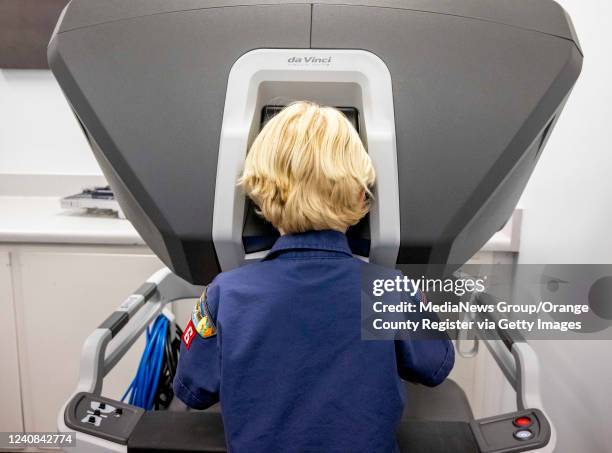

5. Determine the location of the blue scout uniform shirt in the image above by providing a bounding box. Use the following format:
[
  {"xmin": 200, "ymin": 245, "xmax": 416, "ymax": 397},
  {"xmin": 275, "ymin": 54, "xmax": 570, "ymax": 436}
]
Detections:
[{"xmin": 173, "ymin": 230, "xmax": 454, "ymax": 453}]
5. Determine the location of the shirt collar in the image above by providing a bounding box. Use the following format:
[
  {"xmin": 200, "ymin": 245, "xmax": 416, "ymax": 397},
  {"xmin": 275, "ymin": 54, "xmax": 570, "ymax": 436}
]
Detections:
[{"xmin": 264, "ymin": 230, "xmax": 352, "ymax": 259}]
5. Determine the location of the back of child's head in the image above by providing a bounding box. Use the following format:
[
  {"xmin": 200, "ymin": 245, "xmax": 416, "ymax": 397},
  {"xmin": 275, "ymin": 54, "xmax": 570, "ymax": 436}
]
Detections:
[{"xmin": 239, "ymin": 101, "xmax": 375, "ymax": 234}]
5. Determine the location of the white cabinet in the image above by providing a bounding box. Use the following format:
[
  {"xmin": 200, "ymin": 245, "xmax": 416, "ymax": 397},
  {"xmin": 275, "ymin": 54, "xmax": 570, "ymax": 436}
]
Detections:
[
  {"xmin": 9, "ymin": 245, "xmax": 162, "ymax": 433},
  {"xmin": 0, "ymin": 251, "xmax": 23, "ymax": 433}
]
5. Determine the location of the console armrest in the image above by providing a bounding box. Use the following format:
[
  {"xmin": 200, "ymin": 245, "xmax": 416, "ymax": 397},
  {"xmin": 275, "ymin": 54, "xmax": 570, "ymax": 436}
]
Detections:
[{"xmin": 470, "ymin": 409, "xmax": 551, "ymax": 453}]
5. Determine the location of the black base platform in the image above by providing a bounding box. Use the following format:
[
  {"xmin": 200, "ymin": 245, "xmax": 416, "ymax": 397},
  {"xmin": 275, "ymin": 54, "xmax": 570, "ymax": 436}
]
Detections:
[
  {"xmin": 127, "ymin": 411, "xmax": 479, "ymax": 453},
  {"xmin": 128, "ymin": 380, "xmax": 477, "ymax": 453}
]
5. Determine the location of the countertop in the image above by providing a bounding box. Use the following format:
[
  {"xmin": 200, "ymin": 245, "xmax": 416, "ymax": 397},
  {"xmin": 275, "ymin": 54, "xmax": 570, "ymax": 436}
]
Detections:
[{"xmin": 0, "ymin": 196, "xmax": 144, "ymax": 245}]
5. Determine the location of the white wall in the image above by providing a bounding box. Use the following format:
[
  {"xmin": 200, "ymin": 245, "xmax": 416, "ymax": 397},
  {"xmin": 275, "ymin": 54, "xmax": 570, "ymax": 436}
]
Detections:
[
  {"xmin": 0, "ymin": 69, "xmax": 102, "ymax": 176},
  {"xmin": 518, "ymin": 1, "xmax": 612, "ymax": 452}
]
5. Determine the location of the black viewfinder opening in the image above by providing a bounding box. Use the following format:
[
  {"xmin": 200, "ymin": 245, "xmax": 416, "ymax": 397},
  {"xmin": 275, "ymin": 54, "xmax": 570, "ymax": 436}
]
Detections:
[{"xmin": 261, "ymin": 105, "xmax": 360, "ymax": 133}]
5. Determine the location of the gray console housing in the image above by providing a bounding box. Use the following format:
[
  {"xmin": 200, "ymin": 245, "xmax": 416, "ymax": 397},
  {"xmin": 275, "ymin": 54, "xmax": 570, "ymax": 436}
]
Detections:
[{"xmin": 49, "ymin": 0, "xmax": 582, "ymax": 283}]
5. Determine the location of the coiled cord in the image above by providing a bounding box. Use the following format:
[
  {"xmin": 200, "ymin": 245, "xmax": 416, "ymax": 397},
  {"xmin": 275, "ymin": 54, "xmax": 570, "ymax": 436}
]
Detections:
[{"xmin": 122, "ymin": 314, "xmax": 182, "ymax": 410}]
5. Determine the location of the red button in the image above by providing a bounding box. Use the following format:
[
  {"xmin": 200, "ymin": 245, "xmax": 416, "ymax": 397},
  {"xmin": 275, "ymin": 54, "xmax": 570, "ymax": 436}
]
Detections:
[{"xmin": 514, "ymin": 416, "xmax": 532, "ymax": 428}]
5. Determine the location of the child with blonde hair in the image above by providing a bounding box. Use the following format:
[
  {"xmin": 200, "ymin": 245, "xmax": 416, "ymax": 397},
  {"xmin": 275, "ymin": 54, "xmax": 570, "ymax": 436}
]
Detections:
[
  {"xmin": 174, "ymin": 101, "xmax": 454, "ymax": 453},
  {"xmin": 239, "ymin": 101, "xmax": 374, "ymax": 234}
]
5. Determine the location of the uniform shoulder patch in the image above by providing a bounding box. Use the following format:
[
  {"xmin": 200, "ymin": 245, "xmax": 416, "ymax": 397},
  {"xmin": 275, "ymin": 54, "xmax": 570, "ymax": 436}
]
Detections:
[{"xmin": 191, "ymin": 287, "xmax": 217, "ymax": 339}]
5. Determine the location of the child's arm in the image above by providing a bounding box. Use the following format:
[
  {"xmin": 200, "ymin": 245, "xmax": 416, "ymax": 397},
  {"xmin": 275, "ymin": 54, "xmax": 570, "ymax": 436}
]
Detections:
[
  {"xmin": 172, "ymin": 283, "xmax": 221, "ymax": 409},
  {"xmin": 395, "ymin": 286, "xmax": 455, "ymax": 386},
  {"xmin": 395, "ymin": 336, "xmax": 454, "ymax": 387}
]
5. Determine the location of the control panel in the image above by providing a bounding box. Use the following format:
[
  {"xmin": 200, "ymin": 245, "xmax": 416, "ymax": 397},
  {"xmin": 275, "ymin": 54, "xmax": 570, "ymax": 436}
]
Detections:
[
  {"xmin": 64, "ymin": 393, "xmax": 144, "ymax": 444},
  {"xmin": 470, "ymin": 409, "xmax": 550, "ymax": 453}
]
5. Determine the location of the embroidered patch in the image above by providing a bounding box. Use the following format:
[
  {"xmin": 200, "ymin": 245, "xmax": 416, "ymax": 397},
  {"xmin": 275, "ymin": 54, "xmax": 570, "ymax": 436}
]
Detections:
[
  {"xmin": 191, "ymin": 288, "xmax": 217, "ymax": 339},
  {"xmin": 182, "ymin": 319, "xmax": 196, "ymax": 349}
]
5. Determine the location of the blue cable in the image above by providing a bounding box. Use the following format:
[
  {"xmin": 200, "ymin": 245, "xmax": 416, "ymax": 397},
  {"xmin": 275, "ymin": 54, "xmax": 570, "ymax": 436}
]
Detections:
[{"xmin": 122, "ymin": 314, "xmax": 169, "ymax": 410}]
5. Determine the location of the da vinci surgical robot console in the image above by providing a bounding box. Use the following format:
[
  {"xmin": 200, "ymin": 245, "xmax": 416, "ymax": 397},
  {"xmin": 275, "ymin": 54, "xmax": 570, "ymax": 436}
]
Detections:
[{"xmin": 48, "ymin": 1, "xmax": 582, "ymax": 451}]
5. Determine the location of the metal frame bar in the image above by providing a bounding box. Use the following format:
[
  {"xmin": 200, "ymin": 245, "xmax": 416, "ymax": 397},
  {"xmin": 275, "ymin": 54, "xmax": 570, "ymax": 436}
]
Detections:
[
  {"xmin": 58, "ymin": 268, "xmax": 203, "ymax": 452},
  {"xmin": 75, "ymin": 268, "xmax": 202, "ymax": 395},
  {"xmin": 455, "ymin": 266, "xmax": 555, "ymax": 451},
  {"xmin": 473, "ymin": 329, "xmax": 556, "ymax": 452}
]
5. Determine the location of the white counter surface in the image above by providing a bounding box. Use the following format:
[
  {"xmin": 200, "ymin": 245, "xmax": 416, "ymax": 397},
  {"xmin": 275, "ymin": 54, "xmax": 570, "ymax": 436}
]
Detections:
[
  {"xmin": 0, "ymin": 196, "xmax": 145, "ymax": 245},
  {"xmin": 0, "ymin": 195, "xmax": 521, "ymax": 252}
]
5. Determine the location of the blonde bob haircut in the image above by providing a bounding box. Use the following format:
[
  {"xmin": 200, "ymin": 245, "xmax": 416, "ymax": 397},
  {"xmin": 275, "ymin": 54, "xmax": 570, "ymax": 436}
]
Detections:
[{"xmin": 238, "ymin": 101, "xmax": 375, "ymax": 234}]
